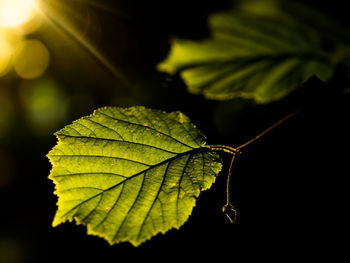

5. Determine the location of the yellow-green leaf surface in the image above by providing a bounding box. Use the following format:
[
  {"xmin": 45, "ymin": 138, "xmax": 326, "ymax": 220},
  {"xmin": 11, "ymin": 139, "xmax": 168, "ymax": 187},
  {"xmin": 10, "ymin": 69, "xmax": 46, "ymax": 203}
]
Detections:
[
  {"xmin": 158, "ymin": 4, "xmax": 335, "ymax": 103},
  {"xmin": 48, "ymin": 106, "xmax": 222, "ymax": 246}
]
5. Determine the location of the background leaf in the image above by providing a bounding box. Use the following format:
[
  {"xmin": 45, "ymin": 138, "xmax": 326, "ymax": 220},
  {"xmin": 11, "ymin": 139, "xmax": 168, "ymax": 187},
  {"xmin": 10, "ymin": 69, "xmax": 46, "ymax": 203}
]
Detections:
[
  {"xmin": 158, "ymin": 3, "xmax": 337, "ymax": 103},
  {"xmin": 48, "ymin": 106, "xmax": 222, "ymax": 246}
]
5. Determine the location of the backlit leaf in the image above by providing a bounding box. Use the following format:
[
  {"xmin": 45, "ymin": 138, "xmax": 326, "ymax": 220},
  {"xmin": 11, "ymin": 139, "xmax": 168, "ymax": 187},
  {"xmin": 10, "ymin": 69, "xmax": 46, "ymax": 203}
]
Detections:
[{"xmin": 48, "ymin": 106, "xmax": 222, "ymax": 246}]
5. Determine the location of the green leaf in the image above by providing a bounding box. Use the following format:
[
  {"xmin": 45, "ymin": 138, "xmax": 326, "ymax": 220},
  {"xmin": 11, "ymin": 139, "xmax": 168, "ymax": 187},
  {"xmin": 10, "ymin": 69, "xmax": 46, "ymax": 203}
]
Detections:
[
  {"xmin": 279, "ymin": 1, "xmax": 350, "ymax": 46},
  {"xmin": 158, "ymin": 5, "xmax": 336, "ymax": 103},
  {"xmin": 48, "ymin": 106, "xmax": 222, "ymax": 246}
]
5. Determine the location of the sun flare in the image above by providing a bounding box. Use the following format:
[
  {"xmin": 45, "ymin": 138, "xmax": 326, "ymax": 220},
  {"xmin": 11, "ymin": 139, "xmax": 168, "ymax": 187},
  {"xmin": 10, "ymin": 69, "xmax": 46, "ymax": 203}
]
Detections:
[{"xmin": 0, "ymin": 0, "xmax": 38, "ymax": 28}]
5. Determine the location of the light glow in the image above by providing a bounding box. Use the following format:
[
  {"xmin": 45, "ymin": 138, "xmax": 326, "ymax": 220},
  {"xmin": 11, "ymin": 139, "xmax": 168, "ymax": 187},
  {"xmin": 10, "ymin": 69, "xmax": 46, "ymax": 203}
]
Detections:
[
  {"xmin": 0, "ymin": 0, "xmax": 38, "ymax": 28},
  {"xmin": 0, "ymin": 35, "xmax": 13, "ymax": 76}
]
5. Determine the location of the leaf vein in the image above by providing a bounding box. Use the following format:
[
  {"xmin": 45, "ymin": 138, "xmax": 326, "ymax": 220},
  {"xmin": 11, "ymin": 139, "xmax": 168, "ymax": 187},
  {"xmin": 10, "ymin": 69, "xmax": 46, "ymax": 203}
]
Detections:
[
  {"xmin": 50, "ymin": 154, "xmax": 152, "ymax": 167},
  {"xmin": 94, "ymin": 184, "xmax": 125, "ymax": 230},
  {"xmin": 80, "ymin": 194, "xmax": 103, "ymax": 222},
  {"xmin": 58, "ymin": 134, "xmax": 179, "ymax": 155},
  {"xmin": 75, "ymin": 122, "xmax": 97, "ymax": 137},
  {"xmin": 157, "ymin": 112, "xmax": 173, "ymax": 137},
  {"xmin": 136, "ymin": 161, "xmax": 171, "ymax": 241},
  {"xmin": 113, "ymin": 172, "xmax": 147, "ymax": 241},
  {"xmin": 53, "ymin": 172, "xmax": 128, "ymax": 179},
  {"xmin": 176, "ymin": 154, "xmax": 192, "ymax": 225},
  {"xmin": 60, "ymin": 186, "xmax": 104, "ymax": 194},
  {"xmin": 86, "ymin": 118, "xmax": 125, "ymax": 141},
  {"xmin": 98, "ymin": 111, "xmax": 192, "ymax": 149}
]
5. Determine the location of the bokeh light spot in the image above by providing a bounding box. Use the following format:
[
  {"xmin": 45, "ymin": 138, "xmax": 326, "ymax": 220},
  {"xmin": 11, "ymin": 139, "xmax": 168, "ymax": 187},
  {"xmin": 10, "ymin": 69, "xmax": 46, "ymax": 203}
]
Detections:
[
  {"xmin": 0, "ymin": 35, "xmax": 13, "ymax": 76},
  {"xmin": 19, "ymin": 77, "xmax": 69, "ymax": 135},
  {"xmin": 13, "ymin": 39, "xmax": 50, "ymax": 79}
]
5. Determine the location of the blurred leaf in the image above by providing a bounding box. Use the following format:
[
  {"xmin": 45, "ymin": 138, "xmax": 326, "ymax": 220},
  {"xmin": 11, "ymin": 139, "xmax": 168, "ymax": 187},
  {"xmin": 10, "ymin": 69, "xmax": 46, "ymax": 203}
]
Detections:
[
  {"xmin": 48, "ymin": 106, "xmax": 222, "ymax": 246},
  {"xmin": 279, "ymin": 0, "xmax": 350, "ymax": 46},
  {"xmin": 158, "ymin": 5, "xmax": 337, "ymax": 103}
]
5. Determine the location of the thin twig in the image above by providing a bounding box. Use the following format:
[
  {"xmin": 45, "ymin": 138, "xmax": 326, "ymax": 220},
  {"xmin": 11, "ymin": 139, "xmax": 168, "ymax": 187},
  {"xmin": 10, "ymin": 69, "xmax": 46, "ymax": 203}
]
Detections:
[
  {"xmin": 236, "ymin": 108, "xmax": 301, "ymax": 151},
  {"xmin": 207, "ymin": 108, "xmax": 301, "ymax": 223},
  {"xmin": 222, "ymin": 152, "xmax": 239, "ymax": 223}
]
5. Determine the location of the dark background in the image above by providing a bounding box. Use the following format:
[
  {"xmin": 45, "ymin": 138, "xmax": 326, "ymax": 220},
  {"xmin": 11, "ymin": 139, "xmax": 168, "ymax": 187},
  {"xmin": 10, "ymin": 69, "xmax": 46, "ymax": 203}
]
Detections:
[{"xmin": 0, "ymin": 0, "xmax": 349, "ymax": 262}]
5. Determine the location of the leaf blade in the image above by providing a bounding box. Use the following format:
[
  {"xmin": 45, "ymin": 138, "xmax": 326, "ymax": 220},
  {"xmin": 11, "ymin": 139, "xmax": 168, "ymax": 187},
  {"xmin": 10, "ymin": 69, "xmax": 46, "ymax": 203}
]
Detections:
[{"xmin": 48, "ymin": 106, "xmax": 222, "ymax": 246}]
